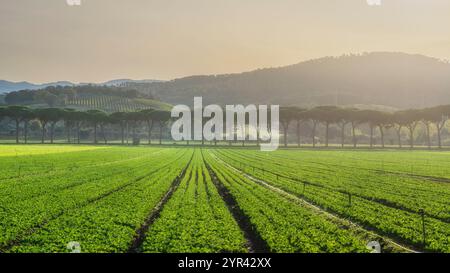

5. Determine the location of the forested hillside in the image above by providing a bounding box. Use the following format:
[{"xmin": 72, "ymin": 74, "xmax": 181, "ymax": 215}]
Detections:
[{"xmin": 127, "ymin": 52, "xmax": 450, "ymax": 109}]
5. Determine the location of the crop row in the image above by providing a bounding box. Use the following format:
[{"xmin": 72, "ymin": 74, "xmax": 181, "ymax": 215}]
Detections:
[
  {"xmin": 0, "ymin": 148, "xmax": 190, "ymax": 251},
  {"xmin": 0, "ymin": 146, "xmax": 162, "ymax": 181},
  {"xmin": 214, "ymin": 149, "xmax": 450, "ymax": 221},
  {"xmin": 203, "ymin": 150, "xmax": 370, "ymax": 253},
  {"xmin": 141, "ymin": 150, "xmax": 247, "ymax": 253},
  {"xmin": 212, "ymin": 149, "xmax": 450, "ymax": 252}
]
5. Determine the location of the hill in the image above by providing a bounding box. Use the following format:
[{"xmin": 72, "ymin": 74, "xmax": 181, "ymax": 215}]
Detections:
[
  {"xmin": 0, "ymin": 79, "xmax": 162, "ymax": 94},
  {"xmin": 0, "ymin": 80, "xmax": 75, "ymax": 93},
  {"xmin": 128, "ymin": 52, "xmax": 450, "ymax": 109},
  {"xmin": 91, "ymin": 79, "xmax": 163, "ymax": 86}
]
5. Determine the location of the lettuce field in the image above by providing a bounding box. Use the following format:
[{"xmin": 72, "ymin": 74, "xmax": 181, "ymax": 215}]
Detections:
[{"xmin": 0, "ymin": 145, "xmax": 448, "ymax": 253}]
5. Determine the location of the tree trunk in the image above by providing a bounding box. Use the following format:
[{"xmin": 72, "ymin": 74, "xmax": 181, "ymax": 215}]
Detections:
[
  {"xmin": 93, "ymin": 123, "xmax": 97, "ymax": 144},
  {"xmin": 425, "ymin": 123, "xmax": 431, "ymax": 149},
  {"xmin": 50, "ymin": 123, "xmax": 55, "ymax": 144},
  {"xmin": 325, "ymin": 122, "xmax": 329, "ymax": 147},
  {"xmin": 147, "ymin": 120, "xmax": 153, "ymax": 145},
  {"xmin": 312, "ymin": 121, "xmax": 317, "ymax": 148},
  {"xmin": 397, "ymin": 127, "xmax": 402, "ymax": 148},
  {"xmin": 340, "ymin": 124, "xmax": 345, "ymax": 148},
  {"xmin": 352, "ymin": 123, "xmax": 357, "ymax": 148},
  {"xmin": 126, "ymin": 122, "xmax": 129, "ymax": 145},
  {"xmin": 370, "ymin": 125, "xmax": 374, "ymax": 148},
  {"xmin": 15, "ymin": 119, "xmax": 20, "ymax": 144},
  {"xmin": 67, "ymin": 123, "xmax": 71, "ymax": 143},
  {"xmin": 409, "ymin": 127, "xmax": 414, "ymax": 148},
  {"xmin": 297, "ymin": 120, "xmax": 301, "ymax": 147},
  {"xmin": 159, "ymin": 123, "xmax": 163, "ymax": 145},
  {"xmin": 121, "ymin": 124, "xmax": 124, "ymax": 144},
  {"xmin": 256, "ymin": 124, "xmax": 260, "ymax": 147},
  {"xmin": 437, "ymin": 123, "xmax": 442, "ymax": 149},
  {"xmin": 24, "ymin": 121, "xmax": 28, "ymax": 144},
  {"xmin": 41, "ymin": 123, "xmax": 46, "ymax": 144},
  {"xmin": 101, "ymin": 125, "xmax": 107, "ymax": 144},
  {"xmin": 243, "ymin": 125, "xmax": 246, "ymax": 147},
  {"xmin": 77, "ymin": 123, "xmax": 80, "ymax": 144},
  {"xmin": 283, "ymin": 123, "xmax": 288, "ymax": 147},
  {"xmin": 379, "ymin": 126, "xmax": 385, "ymax": 148}
]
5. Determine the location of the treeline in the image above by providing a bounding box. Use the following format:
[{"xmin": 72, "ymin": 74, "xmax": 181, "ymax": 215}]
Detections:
[
  {"xmin": 0, "ymin": 104, "xmax": 449, "ymax": 148},
  {"xmin": 0, "ymin": 106, "xmax": 170, "ymax": 144},
  {"xmin": 3, "ymin": 85, "xmax": 150, "ymax": 107},
  {"xmin": 280, "ymin": 105, "xmax": 450, "ymax": 148}
]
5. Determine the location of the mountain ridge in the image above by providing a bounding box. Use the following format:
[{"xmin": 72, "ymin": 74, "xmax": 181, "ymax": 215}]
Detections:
[
  {"xmin": 0, "ymin": 79, "xmax": 162, "ymax": 94},
  {"xmin": 126, "ymin": 52, "xmax": 450, "ymax": 109}
]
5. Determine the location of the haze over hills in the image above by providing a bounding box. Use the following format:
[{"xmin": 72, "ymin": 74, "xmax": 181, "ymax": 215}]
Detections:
[
  {"xmin": 3, "ymin": 52, "xmax": 450, "ymax": 109},
  {"xmin": 0, "ymin": 80, "xmax": 75, "ymax": 93},
  {"xmin": 127, "ymin": 52, "xmax": 450, "ymax": 109},
  {"xmin": 0, "ymin": 79, "xmax": 162, "ymax": 94},
  {"xmin": 81, "ymin": 79, "xmax": 163, "ymax": 87}
]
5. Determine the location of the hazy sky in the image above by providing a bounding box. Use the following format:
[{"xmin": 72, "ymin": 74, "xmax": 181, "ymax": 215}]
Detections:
[{"xmin": 1, "ymin": 0, "xmax": 450, "ymax": 83}]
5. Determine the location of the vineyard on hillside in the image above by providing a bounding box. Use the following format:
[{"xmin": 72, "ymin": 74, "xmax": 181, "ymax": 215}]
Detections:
[
  {"xmin": 0, "ymin": 145, "xmax": 448, "ymax": 253},
  {"xmin": 66, "ymin": 96, "xmax": 172, "ymax": 112}
]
